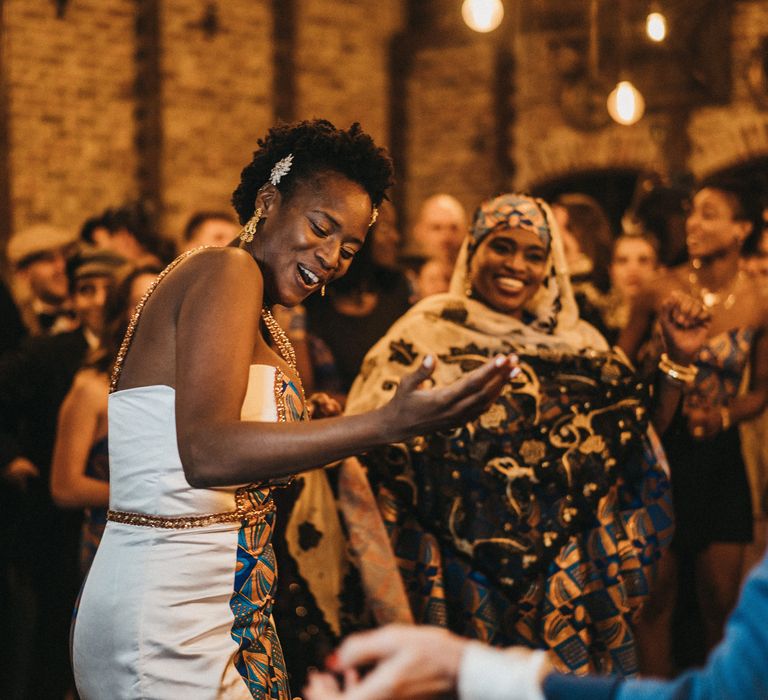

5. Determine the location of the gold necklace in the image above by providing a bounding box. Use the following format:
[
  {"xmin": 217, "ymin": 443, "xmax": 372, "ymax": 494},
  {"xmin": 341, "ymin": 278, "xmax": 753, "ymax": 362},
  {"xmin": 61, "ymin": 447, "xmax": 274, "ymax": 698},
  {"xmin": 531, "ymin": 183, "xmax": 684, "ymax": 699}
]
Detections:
[
  {"xmin": 688, "ymin": 264, "xmax": 743, "ymax": 311},
  {"xmin": 261, "ymin": 307, "xmax": 298, "ymax": 371}
]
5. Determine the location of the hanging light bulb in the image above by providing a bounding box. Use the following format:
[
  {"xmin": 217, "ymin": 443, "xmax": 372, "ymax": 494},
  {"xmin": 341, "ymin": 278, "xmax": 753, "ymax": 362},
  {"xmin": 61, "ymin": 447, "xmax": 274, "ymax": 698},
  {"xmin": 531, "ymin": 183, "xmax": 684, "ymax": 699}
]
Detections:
[
  {"xmin": 606, "ymin": 80, "xmax": 646, "ymax": 125},
  {"xmin": 646, "ymin": 11, "xmax": 667, "ymax": 42},
  {"xmin": 462, "ymin": 0, "xmax": 504, "ymax": 33}
]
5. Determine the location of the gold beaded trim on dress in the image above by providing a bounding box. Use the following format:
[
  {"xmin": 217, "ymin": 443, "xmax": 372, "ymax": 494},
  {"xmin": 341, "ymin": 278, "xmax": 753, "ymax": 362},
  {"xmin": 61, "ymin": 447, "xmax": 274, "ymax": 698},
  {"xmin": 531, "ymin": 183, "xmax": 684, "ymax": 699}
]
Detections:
[
  {"xmin": 274, "ymin": 368, "xmax": 288, "ymax": 423},
  {"xmin": 107, "ymin": 487, "xmax": 276, "ymax": 529},
  {"xmin": 110, "ymin": 246, "xmax": 212, "ymax": 393}
]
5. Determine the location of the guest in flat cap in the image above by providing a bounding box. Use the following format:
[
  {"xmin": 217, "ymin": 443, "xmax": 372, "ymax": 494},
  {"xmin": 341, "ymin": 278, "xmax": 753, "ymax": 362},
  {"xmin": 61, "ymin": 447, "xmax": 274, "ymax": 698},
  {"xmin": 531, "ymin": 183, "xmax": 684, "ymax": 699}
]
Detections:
[{"xmin": 5, "ymin": 223, "xmax": 79, "ymax": 338}]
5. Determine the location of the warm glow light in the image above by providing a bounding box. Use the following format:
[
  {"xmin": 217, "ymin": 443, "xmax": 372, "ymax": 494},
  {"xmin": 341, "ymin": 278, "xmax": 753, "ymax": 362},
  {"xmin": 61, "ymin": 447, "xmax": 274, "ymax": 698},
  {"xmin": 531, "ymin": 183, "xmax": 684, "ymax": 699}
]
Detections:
[
  {"xmin": 462, "ymin": 0, "xmax": 504, "ymax": 33},
  {"xmin": 606, "ymin": 81, "xmax": 646, "ymax": 125},
  {"xmin": 646, "ymin": 12, "xmax": 667, "ymax": 42}
]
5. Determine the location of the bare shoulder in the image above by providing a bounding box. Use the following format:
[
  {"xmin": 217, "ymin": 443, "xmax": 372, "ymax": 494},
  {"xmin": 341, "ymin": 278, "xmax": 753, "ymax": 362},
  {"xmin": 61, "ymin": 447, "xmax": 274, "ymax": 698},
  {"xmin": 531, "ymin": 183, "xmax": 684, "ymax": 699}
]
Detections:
[
  {"xmin": 150, "ymin": 247, "xmax": 264, "ymax": 321},
  {"xmin": 69, "ymin": 368, "xmax": 109, "ymax": 404},
  {"xmin": 173, "ymin": 246, "xmax": 263, "ymax": 291}
]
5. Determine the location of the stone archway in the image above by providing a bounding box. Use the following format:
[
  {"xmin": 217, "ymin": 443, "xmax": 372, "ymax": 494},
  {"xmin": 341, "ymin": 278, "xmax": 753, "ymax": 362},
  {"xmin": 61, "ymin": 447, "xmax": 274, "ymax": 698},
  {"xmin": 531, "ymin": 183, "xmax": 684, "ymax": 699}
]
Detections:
[{"xmin": 688, "ymin": 112, "xmax": 768, "ymax": 182}]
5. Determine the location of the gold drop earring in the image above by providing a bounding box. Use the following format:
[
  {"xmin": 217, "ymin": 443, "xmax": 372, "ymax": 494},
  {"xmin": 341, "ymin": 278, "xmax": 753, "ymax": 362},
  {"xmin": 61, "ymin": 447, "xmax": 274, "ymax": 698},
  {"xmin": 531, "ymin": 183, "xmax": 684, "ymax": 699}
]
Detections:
[
  {"xmin": 321, "ymin": 284, "xmax": 327, "ymax": 297},
  {"xmin": 239, "ymin": 207, "xmax": 262, "ymax": 246}
]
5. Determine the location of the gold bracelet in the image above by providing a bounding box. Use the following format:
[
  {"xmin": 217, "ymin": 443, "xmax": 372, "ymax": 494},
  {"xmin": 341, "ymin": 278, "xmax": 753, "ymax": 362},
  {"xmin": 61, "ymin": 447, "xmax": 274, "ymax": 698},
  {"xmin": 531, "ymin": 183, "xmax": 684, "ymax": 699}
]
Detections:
[
  {"xmin": 720, "ymin": 406, "xmax": 732, "ymax": 431},
  {"xmin": 658, "ymin": 353, "xmax": 698, "ymax": 385}
]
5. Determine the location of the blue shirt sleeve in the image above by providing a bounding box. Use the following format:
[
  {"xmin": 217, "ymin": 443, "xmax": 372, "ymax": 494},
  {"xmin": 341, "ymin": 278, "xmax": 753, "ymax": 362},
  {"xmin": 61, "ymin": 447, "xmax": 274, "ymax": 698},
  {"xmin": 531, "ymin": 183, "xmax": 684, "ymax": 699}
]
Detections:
[
  {"xmin": 543, "ymin": 672, "xmax": 620, "ymax": 699},
  {"xmin": 545, "ymin": 547, "xmax": 768, "ymax": 700}
]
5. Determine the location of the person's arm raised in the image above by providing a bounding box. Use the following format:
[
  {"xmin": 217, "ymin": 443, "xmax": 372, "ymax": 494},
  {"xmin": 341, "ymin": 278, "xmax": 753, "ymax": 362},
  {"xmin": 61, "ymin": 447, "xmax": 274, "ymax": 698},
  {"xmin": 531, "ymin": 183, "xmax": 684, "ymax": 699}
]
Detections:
[
  {"xmin": 175, "ymin": 250, "xmax": 515, "ymax": 488},
  {"xmin": 652, "ymin": 291, "xmax": 710, "ymax": 434}
]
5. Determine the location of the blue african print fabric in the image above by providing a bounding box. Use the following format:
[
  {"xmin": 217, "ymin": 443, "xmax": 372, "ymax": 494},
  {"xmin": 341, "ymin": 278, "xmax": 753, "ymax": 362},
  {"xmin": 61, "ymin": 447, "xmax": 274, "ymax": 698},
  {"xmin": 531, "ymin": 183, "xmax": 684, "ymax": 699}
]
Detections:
[
  {"xmin": 228, "ymin": 372, "xmax": 306, "ymax": 699},
  {"xmin": 347, "ymin": 294, "xmax": 673, "ymax": 678},
  {"xmin": 230, "ymin": 488, "xmax": 290, "ymax": 699}
]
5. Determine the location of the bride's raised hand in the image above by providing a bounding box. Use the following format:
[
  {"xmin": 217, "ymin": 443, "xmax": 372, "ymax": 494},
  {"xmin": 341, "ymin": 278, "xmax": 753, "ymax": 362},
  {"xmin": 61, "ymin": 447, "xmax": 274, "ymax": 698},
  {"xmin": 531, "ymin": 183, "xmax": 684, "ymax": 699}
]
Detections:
[{"xmin": 382, "ymin": 354, "xmax": 518, "ymax": 439}]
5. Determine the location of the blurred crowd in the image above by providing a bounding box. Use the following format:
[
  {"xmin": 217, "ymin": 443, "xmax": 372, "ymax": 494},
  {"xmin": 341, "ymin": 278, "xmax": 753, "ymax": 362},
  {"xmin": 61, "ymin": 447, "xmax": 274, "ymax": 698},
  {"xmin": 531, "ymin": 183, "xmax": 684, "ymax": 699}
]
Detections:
[{"xmin": 2, "ymin": 172, "xmax": 768, "ymax": 699}]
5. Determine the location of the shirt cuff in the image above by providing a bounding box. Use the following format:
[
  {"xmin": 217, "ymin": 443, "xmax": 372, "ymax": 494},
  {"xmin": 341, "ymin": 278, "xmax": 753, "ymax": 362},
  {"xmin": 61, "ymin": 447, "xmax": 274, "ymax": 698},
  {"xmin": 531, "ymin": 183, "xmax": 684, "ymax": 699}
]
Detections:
[{"xmin": 458, "ymin": 641, "xmax": 547, "ymax": 700}]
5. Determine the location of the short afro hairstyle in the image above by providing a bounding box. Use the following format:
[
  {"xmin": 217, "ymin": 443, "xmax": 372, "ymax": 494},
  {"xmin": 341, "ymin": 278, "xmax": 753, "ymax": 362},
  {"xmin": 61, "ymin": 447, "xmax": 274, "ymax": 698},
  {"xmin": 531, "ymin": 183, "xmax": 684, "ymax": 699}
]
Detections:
[
  {"xmin": 231, "ymin": 119, "xmax": 394, "ymax": 225},
  {"xmin": 697, "ymin": 175, "xmax": 765, "ymax": 255}
]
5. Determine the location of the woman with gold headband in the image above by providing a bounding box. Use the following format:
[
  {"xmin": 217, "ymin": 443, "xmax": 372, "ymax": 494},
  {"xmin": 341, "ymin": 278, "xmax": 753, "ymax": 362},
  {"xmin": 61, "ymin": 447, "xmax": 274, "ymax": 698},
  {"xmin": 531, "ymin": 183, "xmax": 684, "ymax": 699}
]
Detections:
[
  {"xmin": 70, "ymin": 121, "xmax": 517, "ymax": 700},
  {"xmin": 343, "ymin": 192, "xmax": 709, "ymax": 676}
]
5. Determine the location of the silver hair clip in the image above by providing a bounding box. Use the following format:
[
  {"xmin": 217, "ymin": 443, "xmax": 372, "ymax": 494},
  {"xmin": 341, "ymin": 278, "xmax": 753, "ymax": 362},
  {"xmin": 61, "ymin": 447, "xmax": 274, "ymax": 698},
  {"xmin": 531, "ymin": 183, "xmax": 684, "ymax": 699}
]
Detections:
[{"xmin": 269, "ymin": 154, "xmax": 294, "ymax": 186}]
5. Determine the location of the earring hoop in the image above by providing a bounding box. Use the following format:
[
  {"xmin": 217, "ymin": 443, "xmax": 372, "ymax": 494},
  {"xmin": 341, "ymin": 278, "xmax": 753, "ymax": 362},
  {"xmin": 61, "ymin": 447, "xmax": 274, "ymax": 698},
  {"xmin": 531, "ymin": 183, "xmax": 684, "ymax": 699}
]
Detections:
[{"xmin": 239, "ymin": 207, "xmax": 262, "ymax": 245}]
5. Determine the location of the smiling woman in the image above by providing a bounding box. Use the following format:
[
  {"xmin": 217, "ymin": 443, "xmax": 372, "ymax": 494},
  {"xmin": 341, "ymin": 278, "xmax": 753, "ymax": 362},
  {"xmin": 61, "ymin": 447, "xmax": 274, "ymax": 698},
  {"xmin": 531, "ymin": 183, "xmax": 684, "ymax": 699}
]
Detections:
[
  {"xmin": 343, "ymin": 192, "xmax": 685, "ymax": 676},
  {"xmin": 70, "ymin": 120, "xmax": 518, "ymax": 700},
  {"xmin": 620, "ymin": 176, "xmax": 768, "ymax": 674}
]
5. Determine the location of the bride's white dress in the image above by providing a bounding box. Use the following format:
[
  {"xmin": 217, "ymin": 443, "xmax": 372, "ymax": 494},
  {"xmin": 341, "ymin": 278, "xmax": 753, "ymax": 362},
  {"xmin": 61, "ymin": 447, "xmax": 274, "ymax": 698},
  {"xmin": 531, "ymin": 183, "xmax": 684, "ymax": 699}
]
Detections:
[{"xmin": 73, "ymin": 364, "xmax": 302, "ymax": 699}]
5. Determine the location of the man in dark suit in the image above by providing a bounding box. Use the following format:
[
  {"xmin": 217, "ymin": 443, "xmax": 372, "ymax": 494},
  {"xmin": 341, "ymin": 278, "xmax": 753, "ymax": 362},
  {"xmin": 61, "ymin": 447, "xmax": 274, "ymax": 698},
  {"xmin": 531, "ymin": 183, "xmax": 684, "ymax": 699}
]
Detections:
[{"xmin": 0, "ymin": 247, "xmax": 126, "ymax": 700}]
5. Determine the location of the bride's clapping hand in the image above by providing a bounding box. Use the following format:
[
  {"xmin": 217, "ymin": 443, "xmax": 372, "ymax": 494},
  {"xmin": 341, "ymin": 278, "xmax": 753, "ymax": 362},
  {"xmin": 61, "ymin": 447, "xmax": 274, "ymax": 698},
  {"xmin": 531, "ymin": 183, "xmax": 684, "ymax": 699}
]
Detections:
[
  {"xmin": 659, "ymin": 290, "xmax": 711, "ymax": 363},
  {"xmin": 383, "ymin": 353, "xmax": 518, "ymax": 439}
]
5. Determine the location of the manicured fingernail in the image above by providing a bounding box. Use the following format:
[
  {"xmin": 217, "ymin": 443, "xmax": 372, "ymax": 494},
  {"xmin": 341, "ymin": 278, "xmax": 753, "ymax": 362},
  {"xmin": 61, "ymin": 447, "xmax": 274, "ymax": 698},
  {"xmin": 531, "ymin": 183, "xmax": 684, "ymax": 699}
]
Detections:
[
  {"xmin": 509, "ymin": 367, "xmax": 521, "ymax": 379},
  {"xmin": 325, "ymin": 651, "xmax": 339, "ymax": 670},
  {"xmin": 494, "ymin": 355, "xmax": 506, "ymax": 367},
  {"xmin": 423, "ymin": 354, "xmax": 434, "ymax": 368}
]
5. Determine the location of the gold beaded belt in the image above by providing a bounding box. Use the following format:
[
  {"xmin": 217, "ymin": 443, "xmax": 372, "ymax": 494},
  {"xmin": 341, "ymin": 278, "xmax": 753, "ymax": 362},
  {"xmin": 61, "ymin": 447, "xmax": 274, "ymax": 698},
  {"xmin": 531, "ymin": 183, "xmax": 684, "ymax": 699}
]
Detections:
[{"xmin": 107, "ymin": 496, "xmax": 275, "ymax": 530}]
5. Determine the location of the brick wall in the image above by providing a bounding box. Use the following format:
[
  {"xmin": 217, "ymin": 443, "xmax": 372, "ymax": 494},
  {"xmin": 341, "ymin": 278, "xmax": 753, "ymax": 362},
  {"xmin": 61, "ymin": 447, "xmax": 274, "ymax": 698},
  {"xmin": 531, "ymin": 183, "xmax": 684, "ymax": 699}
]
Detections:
[
  {"xmin": 0, "ymin": 0, "xmax": 403, "ymax": 248},
  {"xmin": 404, "ymin": 39, "xmax": 501, "ymax": 228},
  {"xmin": 2, "ymin": 0, "xmax": 138, "ymax": 235},
  {"xmin": 158, "ymin": 0, "xmax": 273, "ymax": 236},
  {"xmin": 687, "ymin": 0, "xmax": 768, "ymax": 178},
  {"xmin": 2, "ymin": 0, "xmax": 768, "ymax": 253},
  {"xmin": 292, "ymin": 0, "xmax": 403, "ymax": 147}
]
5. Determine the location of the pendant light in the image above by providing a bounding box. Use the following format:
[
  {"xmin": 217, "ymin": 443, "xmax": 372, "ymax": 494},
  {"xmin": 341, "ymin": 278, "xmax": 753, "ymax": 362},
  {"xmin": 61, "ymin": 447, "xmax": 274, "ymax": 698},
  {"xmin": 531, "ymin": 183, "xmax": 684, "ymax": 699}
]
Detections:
[
  {"xmin": 607, "ymin": 0, "xmax": 646, "ymax": 125},
  {"xmin": 462, "ymin": 0, "xmax": 504, "ymax": 33},
  {"xmin": 607, "ymin": 80, "xmax": 646, "ymax": 125}
]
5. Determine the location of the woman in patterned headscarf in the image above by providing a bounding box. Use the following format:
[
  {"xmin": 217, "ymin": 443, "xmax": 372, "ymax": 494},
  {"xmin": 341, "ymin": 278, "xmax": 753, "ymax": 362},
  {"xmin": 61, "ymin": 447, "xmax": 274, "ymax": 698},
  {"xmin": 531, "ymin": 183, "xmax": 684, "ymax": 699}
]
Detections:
[{"xmin": 343, "ymin": 192, "xmax": 707, "ymax": 677}]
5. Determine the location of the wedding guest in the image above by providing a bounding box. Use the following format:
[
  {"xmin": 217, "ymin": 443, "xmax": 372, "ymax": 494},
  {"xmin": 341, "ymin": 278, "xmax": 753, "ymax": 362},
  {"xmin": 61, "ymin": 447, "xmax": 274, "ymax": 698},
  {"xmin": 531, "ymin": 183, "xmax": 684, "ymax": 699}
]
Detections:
[
  {"xmin": 0, "ymin": 246, "xmax": 125, "ymax": 700},
  {"xmin": 6, "ymin": 224, "xmax": 78, "ymax": 337},
  {"xmin": 344, "ymin": 193, "xmax": 706, "ymax": 676},
  {"xmin": 50, "ymin": 264, "xmax": 161, "ymax": 574},
  {"xmin": 621, "ymin": 175, "xmax": 768, "ymax": 673},
  {"xmin": 601, "ymin": 233, "xmax": 660, "ymax": 343},
  {"xmin": 91, "ymin": 201, "xmax": 174, "ymax": 266},
  {"xmin": 179, "ymin": 210, "xmax": 239, "ymax": 252}
]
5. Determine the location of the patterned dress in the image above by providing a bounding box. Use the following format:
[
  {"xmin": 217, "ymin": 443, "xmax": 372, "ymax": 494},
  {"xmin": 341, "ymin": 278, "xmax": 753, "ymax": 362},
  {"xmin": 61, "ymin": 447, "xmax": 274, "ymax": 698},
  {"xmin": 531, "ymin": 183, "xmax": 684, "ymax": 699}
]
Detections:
[
  {"xmin": 346, "ymin": 295, "xmax": 673, "ymax": 677},
  {"xmin": 661, "ymin": 328, "xmax": 755, "ymax": 551}
]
